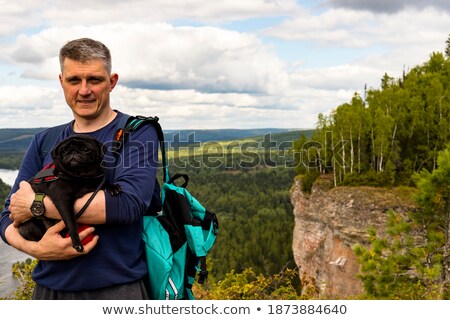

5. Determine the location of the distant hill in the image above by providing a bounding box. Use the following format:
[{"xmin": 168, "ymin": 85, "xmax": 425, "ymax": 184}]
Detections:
[
  {"xmin": 0, "ymin": 128, "xmax": 45, "ymax": 153},
  {"xmin": 248, "ymin": 129, "xmax": 314, "ymax": 147},
  {"xmin": 0, "ymin": 127, "xmax": 312, "ymax": 153},
  {"xmin": 164, "ymin": 128, "xmax": 312, "ymax": 147}
]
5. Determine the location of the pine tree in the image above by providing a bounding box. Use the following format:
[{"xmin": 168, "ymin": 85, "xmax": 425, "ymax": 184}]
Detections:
[
  {"xmin": 445, "ymin": 34, "xmax": 450, "ymax": 59},
  {"xmin": 354, "ymin": 144, "xmax": 450, "ymax": 299},
  {"xmin": 413, "ymin": 145, "xmax": 450, "ymax": 297}
]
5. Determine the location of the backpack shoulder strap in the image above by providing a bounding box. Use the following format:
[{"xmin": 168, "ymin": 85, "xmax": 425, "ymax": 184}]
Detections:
[
  {"xmin": 113, "ymin": 114, "xmax": 169, "ymax": 183},
  {"xmin": 38, "ymin": 122, "xmax": 70, "ymax": 162}
]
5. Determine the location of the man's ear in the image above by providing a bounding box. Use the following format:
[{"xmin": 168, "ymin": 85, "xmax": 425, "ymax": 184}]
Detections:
[
  {"xmin": 109, "ymin": 73, "xmax": 119, "ymax": 92},
  {"xmin": 59, "ymin": 74, "xmax": 63, "ymax": 87}
]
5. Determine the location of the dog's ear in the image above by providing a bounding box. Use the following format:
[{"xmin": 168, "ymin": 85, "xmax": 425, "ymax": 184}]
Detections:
[
  {"xmin": 51, "ymin": 139, "xmax": 65, "ymax": 160},
  {"xmin": 88, "ymin": 137, "xmax": 105, "ymax": 160}
]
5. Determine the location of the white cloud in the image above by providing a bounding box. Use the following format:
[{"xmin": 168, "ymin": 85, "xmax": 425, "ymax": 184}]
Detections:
[
  {"xmin": 42, "ymin": 0, "xmax": 300, "ymax": 25},
  {"xmin": 1, "ymin": 23, "xmax": 291, "ymax": 95},
  {"xmin": 264, "ymin": 7, "xmax": 449, "ymax": 91},
  {"xmin": 0, "ymin": 84, "xmax": 311, "ymax": 129},
  {"xmin": 0, "ymin": 85, "xmax": 70, "ymax": 128},
  {"xmin": 0, "ymin": 1, "xmax": 448, "ymax": 129},
  {"xmin": 265, "ymin": 7, "xmax": 449, "ymax": 49},
  {"xmin": 264, "ymin": 8, "xmax": 375, "ymax": 47},
  {"xmin": 112, "ymin": 86, "xmax": 303, "ymax": 129},
  {"xmin": 0, "ymin": 0, "xmax": 301, "ymax": 37},
  {"xmin": 0, "ymin": 1, "xmax": 43, "ymax": 36}
]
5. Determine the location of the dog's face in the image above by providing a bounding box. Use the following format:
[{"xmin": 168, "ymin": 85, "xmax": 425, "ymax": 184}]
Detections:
[{"xmin": 51, "ymin": 135, "xmax": 104, "ymax": 178}]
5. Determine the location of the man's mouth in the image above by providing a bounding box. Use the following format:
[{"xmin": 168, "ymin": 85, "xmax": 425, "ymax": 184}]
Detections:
[{"xmin": 78, "ymin": 99, "xmax": 96, "ymax": 104}]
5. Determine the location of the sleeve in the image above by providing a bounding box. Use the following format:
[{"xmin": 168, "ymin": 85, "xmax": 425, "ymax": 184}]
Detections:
[
  {"xmin": 104, "ymin": 123, "xmax": 159, "ymax": 224},
  {"xmin": 0, "ymin": 135, "xmax": 45, "ymax": 244}
]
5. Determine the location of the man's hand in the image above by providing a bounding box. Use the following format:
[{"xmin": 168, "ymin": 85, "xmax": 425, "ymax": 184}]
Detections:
[
  {"xmin": 9, "ymin": 181, "xmax": 35, "ymax": 227},
  {"xmin": 33, "ymin": 220, "xmax": 99, "ymax": 260},
  {"xmin": 5, "ymin": 220, "xmax": 99, "ymax": 260}
]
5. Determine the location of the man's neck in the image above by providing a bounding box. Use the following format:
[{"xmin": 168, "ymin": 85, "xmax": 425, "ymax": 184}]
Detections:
[{"xmin": 73, "ymin": 108, "xmax": 117, "ymax": 133}]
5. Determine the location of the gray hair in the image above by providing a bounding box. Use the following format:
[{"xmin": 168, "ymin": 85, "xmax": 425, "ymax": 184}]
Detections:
[{"xmin": 59, "ymin": 38, "xmax": 112, "ymax": 74}]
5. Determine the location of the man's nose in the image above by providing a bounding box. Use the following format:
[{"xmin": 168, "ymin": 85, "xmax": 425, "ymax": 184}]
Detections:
[{"xmin": 79, "ymin": 80, "xmax": 92, "ymax": 95}]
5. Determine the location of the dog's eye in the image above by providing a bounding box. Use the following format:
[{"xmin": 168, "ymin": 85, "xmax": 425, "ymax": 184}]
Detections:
[{"xmin": 82, "ymin": 147, "xmax": 91, "ymax": 153}]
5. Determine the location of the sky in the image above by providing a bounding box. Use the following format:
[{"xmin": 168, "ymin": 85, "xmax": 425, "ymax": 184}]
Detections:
[{"xmin": 0, "ymin": 0, "xmax": 449, "ymax": 130}]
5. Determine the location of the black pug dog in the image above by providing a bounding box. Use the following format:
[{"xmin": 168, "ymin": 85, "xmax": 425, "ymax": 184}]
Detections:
[{"xmin": 18, "ymin": 134, "xmax": 116, "ymax": 252}]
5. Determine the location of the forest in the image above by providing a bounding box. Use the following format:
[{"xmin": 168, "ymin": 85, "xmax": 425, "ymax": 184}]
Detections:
[{"xmin": 295, "ymin": 40, "xmax": 450, "ymax": 189}]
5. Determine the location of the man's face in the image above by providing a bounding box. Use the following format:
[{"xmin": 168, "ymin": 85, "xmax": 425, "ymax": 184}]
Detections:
[{"xmin": 59, "ymin": 58, "xmax": 118, "ymax": 120}]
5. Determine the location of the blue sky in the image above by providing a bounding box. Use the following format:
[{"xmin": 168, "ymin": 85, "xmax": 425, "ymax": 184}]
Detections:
[{"xmin": 0, "ymin": 0, "xmax": 449, "ymax": 129}]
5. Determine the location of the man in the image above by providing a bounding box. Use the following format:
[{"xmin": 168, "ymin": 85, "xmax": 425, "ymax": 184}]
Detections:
[{"xmin": 0, "ymin": 38, "xmax": 158, "ymax": 299}]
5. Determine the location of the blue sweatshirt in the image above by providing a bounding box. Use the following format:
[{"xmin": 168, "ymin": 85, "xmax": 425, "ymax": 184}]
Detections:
[{"xmin": 0, "ymin": 111, "xmax": 158, "ymax": 291}]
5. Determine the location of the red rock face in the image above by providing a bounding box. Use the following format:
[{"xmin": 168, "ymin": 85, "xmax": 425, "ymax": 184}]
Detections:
[{"xmin": 291, "ymin": 175, "xmax": 416, "ymax": 298}]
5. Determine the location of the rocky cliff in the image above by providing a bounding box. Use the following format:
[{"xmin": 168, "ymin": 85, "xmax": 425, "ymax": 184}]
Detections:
[{"xmin": 290, "ymin": 175, "xmax": 417, "ymax": 297}]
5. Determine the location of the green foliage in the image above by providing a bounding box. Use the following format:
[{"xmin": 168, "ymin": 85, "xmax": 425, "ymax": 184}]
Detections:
[
  {"xmin": 184, "ymin": 167, "xmax": 297, "ymax": 280},
  {"xmin": 354, "ymin": 144, "xmax": 450, "ymax": 299},
  {"xmin": 0, "ymin": 178, "xmax": 11, "ymax": 206},
  {"xmin": 353, "ymin": 215, "xmax": 442, "ymax": 299},
  {"xmin": 0, "ymin": 153, "xmax": 24, "ymax": 170},
  {"xmin": 341, "ymin": 167, "xmax": 394, "ymax": 187},
  {"xmin": 446, "ymin": 34, "xmax": 450, "ymax": 58},
  {"xmin": 193, "ymin": 267, "xmax": 311, "ymax": 300},
  {"xmin": 1, "ymin": 258, "xmax": 37, "ymax": 300},
  {"xmin": 299, "ymin": 171, "xmax": 319, "ymax": 193},
  {"xmin": 294, "ymin": 45, "xmax": 450, "ymax": 188},
  {"xmin": 0, "ymin": 128, "xmax": 42, "ymax": 158}
]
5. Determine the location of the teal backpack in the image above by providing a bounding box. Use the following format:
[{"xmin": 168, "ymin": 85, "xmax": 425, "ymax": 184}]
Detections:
[
  {"xmin": 112, "ymin": 114, "xmax": 219, "ymax": 300},
  {"xmin": 39, "ymin": 113, "xmax": 219, "ymax": 300}
]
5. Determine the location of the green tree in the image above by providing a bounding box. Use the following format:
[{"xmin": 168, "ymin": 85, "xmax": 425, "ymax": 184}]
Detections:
[
  {"xmin": 445, "ymin": 34, "xmax": 450, "ymax": 58},
  {"xmin": 413, "ymin": 145, "xmax": 450, "ymax": 297},
  {"xmin": 354, "ymin": 144, "xmax": 450, "ymax": 299},
  {"xmin": 353, "ymin": 213, "xmax": 442, "ymax": 299},
  {"xmin": 298, "ymin": 39, "xmax": 450, "ymax": 188},
  {"xmin": 0, "ymin": 178, "xmax": 11, "ymax": 207},
  {"xmin": 194, "ymin": 267, "xmax": 308, "ymax": 300},
  {"xmin": 1, "ymin": 259, "xmax": 37, "ymax": 300}
]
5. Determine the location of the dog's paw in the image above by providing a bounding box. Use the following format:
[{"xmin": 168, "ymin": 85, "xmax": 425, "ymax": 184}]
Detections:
[
  {"xmin": 73, "ymin": 244, "xmax": 84, "ymax": 252},
  {"xmin": 107, "ymin": 184, "xmax": 122, "ymax": 196}
]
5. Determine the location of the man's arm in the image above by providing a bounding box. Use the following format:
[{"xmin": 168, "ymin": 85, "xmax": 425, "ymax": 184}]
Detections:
[
  {"xmin": 8, "ymin": 180, "xmax": 106, "ymax": 226},
  {"xmin": 4, "ymin": 220, "xmax": 97, "ymax": 260},
  {"xmin": 6, "ymin": 182, "xmax": 99, "ymax": 259},
  {"xmin": 102, "ymin": 122, "xmax": 159, "ymax": 224}
]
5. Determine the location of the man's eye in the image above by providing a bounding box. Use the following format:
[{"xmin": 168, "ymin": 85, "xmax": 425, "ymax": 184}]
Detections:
[{"xmin": 89, "ymin": 78, "xmax": 103, "ymax": 84}]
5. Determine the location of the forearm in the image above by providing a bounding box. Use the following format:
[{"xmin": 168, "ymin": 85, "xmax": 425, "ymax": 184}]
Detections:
[
  {"xmin": 5, "ymin": 221, "xmax": 98, "ymax": 260},
  {"xmin": 44, "ymin": 191, "xmax": 107, "ymax": 225},
  {"xmin": 73, "ymin": 191, "xmax": 106, "ymax": 224},
  {"xmin": 5, "ymin": 224, "xmax": 40, "ymax": 258}
]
